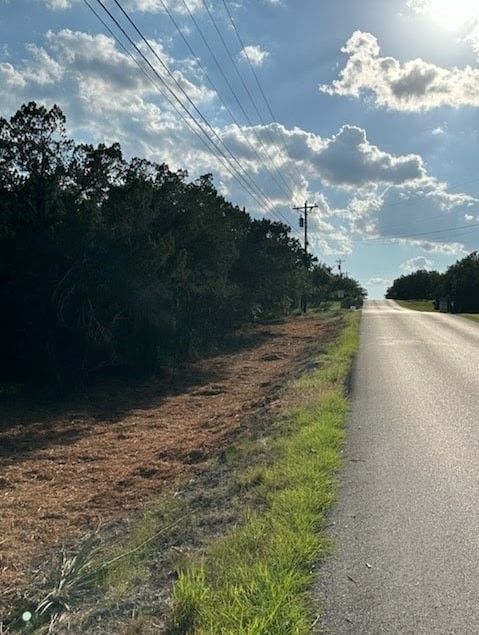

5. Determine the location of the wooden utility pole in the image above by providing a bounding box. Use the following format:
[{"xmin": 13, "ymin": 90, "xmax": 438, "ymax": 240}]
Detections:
[
  {"xmin": 293, "ymin": 200, "xmax": 318, "ymax": 254},
  {"xmin": 293, "ymin": 200, "xmax": 318, "ymax": 312}
]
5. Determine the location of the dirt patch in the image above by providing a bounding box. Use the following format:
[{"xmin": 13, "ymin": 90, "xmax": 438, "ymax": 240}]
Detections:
[{"xmin": 0, "ymin": 314, "xmax": 339, "ymax": 617}]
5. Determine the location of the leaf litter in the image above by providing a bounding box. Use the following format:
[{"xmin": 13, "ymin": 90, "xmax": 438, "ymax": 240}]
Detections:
[{"xmin": 0, "ymin": 314, "xmax": 339, "ymax": 620}]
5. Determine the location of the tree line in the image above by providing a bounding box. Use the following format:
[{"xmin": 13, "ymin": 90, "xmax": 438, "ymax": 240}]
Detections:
[
  {"xmin": 385, "ymin": 252, "xmax": 479, "ymax": 312},
  {"xmin": 0, "ymin": 102, "xmax": 365, "ymax": 389}
]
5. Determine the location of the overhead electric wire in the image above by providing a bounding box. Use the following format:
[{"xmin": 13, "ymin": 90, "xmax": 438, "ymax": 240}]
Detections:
[
  {"xmin": 337, "ymin": 173, "xmax": 479, "ymax": 248},
  {"xmin": 179, "ymin": 0, "xmax": 295, "ymax": 206},
  {"xmin": 86, "ymin": 0, "xmax": 252, "ymax": 199},
  {"xmin": 108, "ymin": 0, "xmax": 295, "ymax": 228},
  {"xmin": 83, "ymin": 0, "xmax": 224, "ymax": 160},
  {"xmin": 157, "ymin": 0, "xmax": 297, "ymax": 223},
  {"xmin": 198, "ymin": 0, "xmax": 296, "ymax": 197},
  {"xmin": 220, "ymin": 0, "xmax": 305, "ymax": 186},
  {"xmin": 351, "ymin": 217, "xmax": 479, "ymax": 245},
  {"xmin": 86, "ymin": 0, "xmax": 292, "ymax": 227}
]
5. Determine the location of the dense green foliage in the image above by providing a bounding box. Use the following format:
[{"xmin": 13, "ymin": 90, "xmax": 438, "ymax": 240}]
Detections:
[
  {"xmin": 0, "ymin": 102, "xmax": 364, "ymax": 387},
  {"xmin": 385, "ymin": 269, "xmax": 444, "ymax": 301},
  {"xmin": 442, "ymin": 251, "xmax": 479, "ymax": 312},
  {"xmin": 385, "ymin": 252, "xmax": 479, "ymax": 312}
]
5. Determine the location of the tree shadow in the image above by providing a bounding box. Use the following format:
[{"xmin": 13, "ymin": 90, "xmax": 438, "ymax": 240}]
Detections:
[{"xmin": 0, "ymin": 325, "xmax": 282, "ymax": 463}]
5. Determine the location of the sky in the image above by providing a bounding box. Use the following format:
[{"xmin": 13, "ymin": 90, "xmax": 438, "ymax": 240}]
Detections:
[{"xmin": 3, "ymin": 0, "xmax": 479, "ymax": 297}]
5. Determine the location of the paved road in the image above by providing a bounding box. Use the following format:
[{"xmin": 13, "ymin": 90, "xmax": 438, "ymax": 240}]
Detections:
[{"xmin": 315, "ymin": 299, "xmax": 479, "ymax": 634}]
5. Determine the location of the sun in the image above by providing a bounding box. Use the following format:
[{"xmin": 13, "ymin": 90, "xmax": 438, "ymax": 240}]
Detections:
[{"xmin": 423, "ymin": 0, "xmax": 479, "ymax": 30}]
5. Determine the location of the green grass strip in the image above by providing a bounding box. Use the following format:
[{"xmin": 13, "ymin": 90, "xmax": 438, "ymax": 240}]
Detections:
[
  {"xmin": 167, "ymin": 312, "xmax": 360, "ymax": 635},
  {"xmin": 394, "ymin": 300, "xmax": 479, "ymax": 322}
]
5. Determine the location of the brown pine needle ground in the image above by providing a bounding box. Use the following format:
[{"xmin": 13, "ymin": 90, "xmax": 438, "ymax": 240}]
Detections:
[{"xmin": 0, "ymin": 314, "xmax": 339, "ymax": 617}]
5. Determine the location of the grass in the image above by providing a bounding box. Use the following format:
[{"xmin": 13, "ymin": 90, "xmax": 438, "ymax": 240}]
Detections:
[
  {"xmin": 5, "ymin": 536, "xmax": 103, "ymax": 634},
  {"xmin": 393, "ymin": 300, "xmax": 479, "ymax": 324},
  {"xmin": 4, "ymin": 309, "xmax": 359, "ymax": 634},
  {"xmin": 167, "ymin": 312, "xmax": 360, "ymax": 635},
  {"xmin": 395, "ymin": 299, "xmax": 436, "ymax": 312}
]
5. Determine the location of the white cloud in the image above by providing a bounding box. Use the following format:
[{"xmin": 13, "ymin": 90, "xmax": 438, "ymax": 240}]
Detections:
[
  {"xmin": 45, "ymin": 0, "xmax": 73, "ymax": 8},
  {"xmin": 2, "ymin": 26, "xmax": 477, "ymax": 259},
  {"xmin": 400, "ymin": 256, "xmax": 434, "ymax": 273},
  {"xmin": 42, "ymin": 0, "xmax": 204, "ymax": 11},
  {"xmin": 240, "ymin": 45, "xmax": 270, "ymax": 67},
  {"xmin": 24, "ymin": 44, "xmax": 63, "ymax": 85},
  {"xmin": 0, "ymin": 62, "xmax": 26, "ymax": 88},
  {"xmin": 320, "ymin": 30, "xmax": 479, "ymax": 111},
  {"xmin": 431, "ymin": 126, "xmax": 445, "ymax": 135},
  {"xmin": 375, "ymin": 179, "xmax": 479, "ymax": 244},
  {"xmin": 340, "ymin": 175, "xmax": 479, "ymax": 254},
  {"xmin": 311, "ymin": 125, "xmax": 425, "ymax": 187},
  {"xmin": 464, "ymin": 23, "xmax": 479, "ymax": 55},
  {"xmin": 126, "ymin": 0, "xmax": 203, "ymax": 12},
  {"xmin": 367, "ymin": 277, "xmax": 392, "ymax": 286},
  {"xmin": 405, "ymin": 0, "xmax": 427, "ymax": 10},
  {"xmin": 42, "ymin": 29, "xmax": 214, "ymax": 104},
  {"xmin": 214, "ymin": 122, "xmax": 427, "ymax": 202}
]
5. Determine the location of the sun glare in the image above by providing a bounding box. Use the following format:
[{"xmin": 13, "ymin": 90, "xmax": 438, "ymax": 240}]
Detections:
[{"xmin": 424, "ymin": 0, "xmax": 479, "ymax": 30}]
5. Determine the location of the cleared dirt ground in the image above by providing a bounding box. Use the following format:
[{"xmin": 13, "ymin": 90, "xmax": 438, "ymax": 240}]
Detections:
[{"xmin": 0, "ymin": 313, "xmax": 337, "ymax": 617}]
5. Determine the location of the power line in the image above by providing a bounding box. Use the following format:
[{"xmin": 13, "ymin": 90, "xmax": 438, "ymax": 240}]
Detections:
[
  {"xmin": 112, "ymin": 0, "xmax": 296, "ymax": 228},
  {"xmin": 158, "ymin": 0, "xmax": 295, "ymax": 209},
  {"xmin": 351, "ymin": 217, "xmax": 479, "ymax": 245},
  {"xmin": 200, "ymin": 0, "xmax": 295, "ymax": 196},
  {"xmin": 86, "ymin": 0, "xmax": 292, "ymax": 228},
  {"xmin": 220, "ymin": 0, "xmax": 304, "ymax": 187},
  {"xmin": 181, "ymin": 0, "xmax": 295, "ymax": 202}
]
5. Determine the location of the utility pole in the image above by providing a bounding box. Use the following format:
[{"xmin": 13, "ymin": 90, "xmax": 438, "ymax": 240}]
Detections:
[
  {"xmin": 293, "ymin": 200, "xmax": 318, "ymax": 313},
  {"xmin": 293, "ymin": 200, "xmax": 318, "ymax": 254}
]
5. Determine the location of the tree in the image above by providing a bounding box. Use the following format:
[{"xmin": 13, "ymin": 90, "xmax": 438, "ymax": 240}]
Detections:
[
  {"xmin": 443, "ymin": 252, "xmax": 479, "ymax": 312},
  {"xmin": 232, "ymin": 219, "xmax": 313, "ymax": 319},
  {"xmin": 386, "ymin": 270, "xmax": 444, "ymax": 301},
  {"xmin": 0, "ymin": 101, "xmax": 365, "ymax": 389}
]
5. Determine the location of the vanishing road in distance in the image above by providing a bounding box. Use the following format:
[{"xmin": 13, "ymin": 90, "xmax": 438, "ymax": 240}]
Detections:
[{"xmin": 316, "ymin": 299, "xmax": 479, "ymax": 634}]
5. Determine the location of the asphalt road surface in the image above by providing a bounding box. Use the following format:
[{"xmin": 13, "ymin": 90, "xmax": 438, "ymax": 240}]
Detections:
[{"xmin": 315, "ymin": 299, "xmax": 479, "ymax": 634}]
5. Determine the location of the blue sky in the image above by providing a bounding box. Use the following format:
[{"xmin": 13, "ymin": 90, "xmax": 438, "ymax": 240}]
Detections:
[{"xmin": 3, "ymin": 0, "xmax": 479, "ymax": 297}]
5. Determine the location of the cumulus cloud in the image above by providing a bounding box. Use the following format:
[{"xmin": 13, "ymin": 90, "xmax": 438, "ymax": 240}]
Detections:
[
  {"xmin": 375, "ymin": 180, "xmax": 479, "ymax": 242},
  {"xmin": 311, "ymin": 125, "xmax": 425, "ymax": 187},
  {"xmin": 240, "ymin": 45, "xmax": 270, "ymax": 67},
  {"xmin": 320, "ymin": 30, "xmax": 479, "ymax": 111},
  {"xmin": 199, "ymin": 121, "xmax": 478, "ymax": 256},
  {"xmin": 215, "ymin": 122, "xmax": 427, "ymax": 199},
  {"xmin": 305, "ymin": 193, "xmax": 353, "ymax": 255},
  {"xmin": 41, "ymin": 29, "xmax": 214, "ymax": 104},
  {"xmin": 127, "ymin": 0, "xmax": 203, "ymax": 12},
  {"xmin": 400, "ymin": 256, "xmax": 434, "ymax": 273},
  {"xmin": 2, "ymin": 26, "xmax": 477, "ymax": 257},
  {"xmin": 401, "ymin": 239, "xmax": 466, "ymax": 254},
  {"xmin": 340, "ymin": 174, "xmax": 479, "ymax": 254}
]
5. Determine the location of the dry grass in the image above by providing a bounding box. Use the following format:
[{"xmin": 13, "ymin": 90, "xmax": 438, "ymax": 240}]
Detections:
[{"xmin": 0, "ymin": 314, "xmax": 340, "ymax": 619}]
